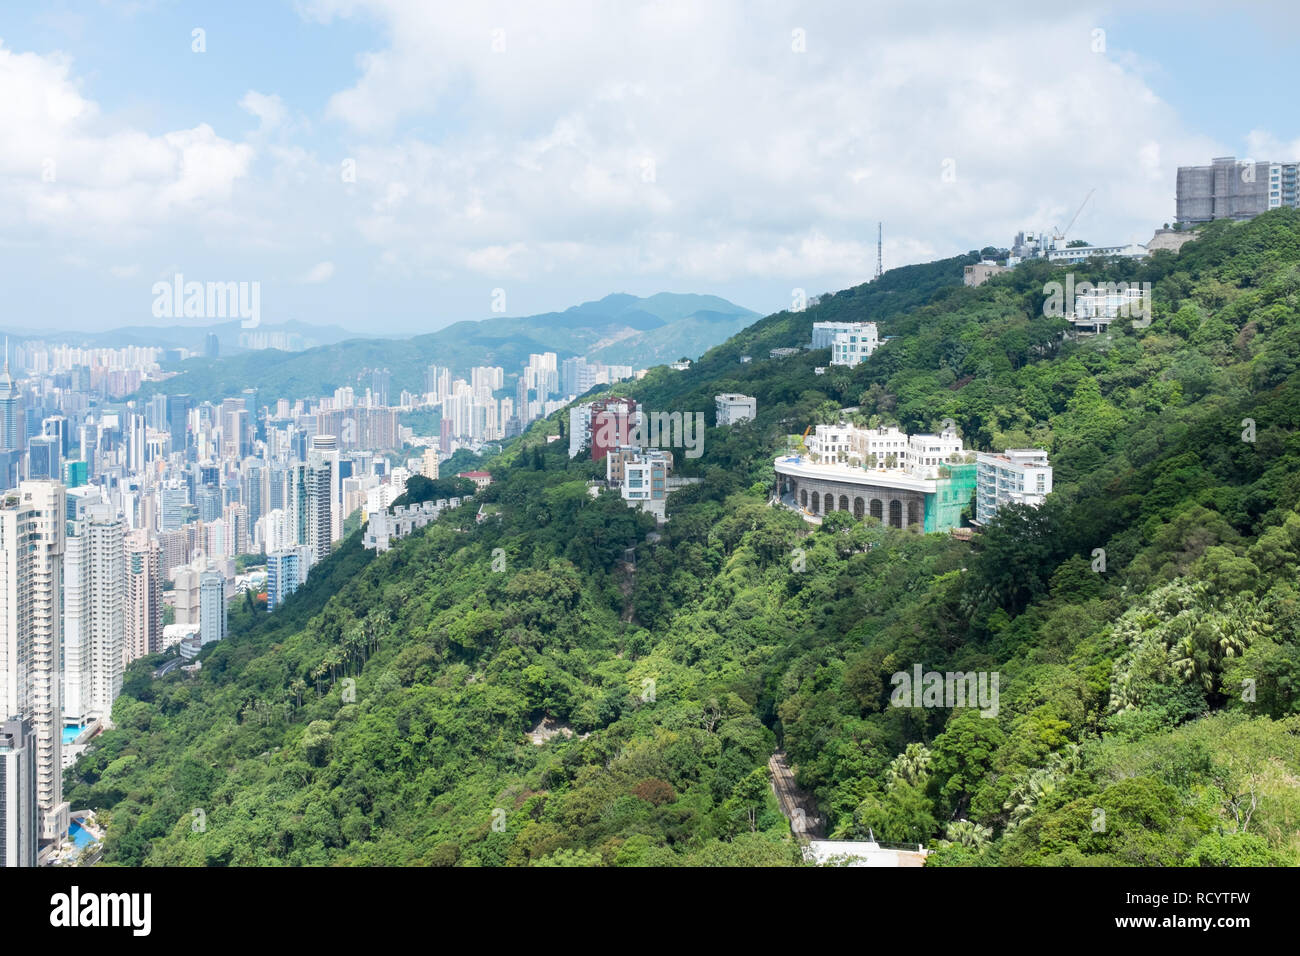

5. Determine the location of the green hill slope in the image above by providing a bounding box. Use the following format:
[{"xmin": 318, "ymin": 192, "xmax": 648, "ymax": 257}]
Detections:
[{"xmin": 73, "ymin": 213, "xmax": 1300, "ymax": 866}]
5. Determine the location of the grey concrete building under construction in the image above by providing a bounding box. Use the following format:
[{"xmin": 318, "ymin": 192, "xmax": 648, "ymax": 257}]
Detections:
[{"xmin": 1176, "ymin": 156, "xmax": 1300, "ymax": 223}]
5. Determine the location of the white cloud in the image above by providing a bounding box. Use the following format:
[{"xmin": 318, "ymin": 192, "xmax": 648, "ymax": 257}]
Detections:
[
  {"xmin": 299, "ymin": 0, "xmax": 1220, "ymax": 286},
  {"xmin": 240, "ymin": 90, "xmax": 288, "ymax": 131},
  {"xmin": 0, "ymin": 41, "xmax": 253, "ymax": 242},
  {"xmin": 1244, "ymin": 130, "xmax": 1300, "ymax": 165},
  {"xmin": 301, "ymin": 261, "xmax": 336, "ymax": 283}
]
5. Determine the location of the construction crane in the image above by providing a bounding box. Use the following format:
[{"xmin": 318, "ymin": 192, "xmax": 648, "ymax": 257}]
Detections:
[{"xmin": 1052, "ymin": 188, "xmax": 1095, "ymax": 244}]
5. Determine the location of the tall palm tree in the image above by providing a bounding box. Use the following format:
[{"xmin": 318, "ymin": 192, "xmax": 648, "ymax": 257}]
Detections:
[
  {"xmin": 942, "ymin": 818, "xmax": 992, "ymax": 850},
  {"xmin": 886, "ymin": 742, "xmax": 932, "ymax": 790}
]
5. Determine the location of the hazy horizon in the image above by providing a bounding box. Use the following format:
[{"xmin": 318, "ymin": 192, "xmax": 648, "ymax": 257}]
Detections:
[{"xmin": 0, "ymin": 287, "xmax": 763, "ymax": 341}]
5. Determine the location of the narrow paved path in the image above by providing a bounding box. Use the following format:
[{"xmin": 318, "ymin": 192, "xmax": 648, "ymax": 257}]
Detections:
[{"xmin": 769, "ymin": 750, "xmax": 825, "ymax": 842}]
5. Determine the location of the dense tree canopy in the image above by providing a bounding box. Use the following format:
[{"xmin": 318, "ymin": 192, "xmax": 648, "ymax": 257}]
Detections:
[{"xmin": 70, "ymin": 211, "xmax": 1300, "ymax": 866}]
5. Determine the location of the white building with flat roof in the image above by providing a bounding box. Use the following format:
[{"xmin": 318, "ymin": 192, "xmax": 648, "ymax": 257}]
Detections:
[
  {"xmin": 266, "ymin": 548, "xmax": 306, "ymax": 611},
  {"xmin": 975, "ymin": 449, "xmax": 1053, "ymax": 523},
  {"xmin": 362, "ymin": 499, "xmax": 449, "ymax": 552},
  {"xmin": 715, "ymin": 394, "xmax": 756, "ymax": 426},
  {"xmin": 811, "ymin": 322, "xmax": 879, "ymax": 367},
  {"xmin": 831, "ymin": 331, "xmax": 878, "ymax": 367},
  {"xmin": 608, "ymin": 447, "xmax": 671, "ymax": 521},
  {"xmin": 905, "ymin": 431, "xmax": 967, "ymax": 479},
  {"xmin": 199, "ymin": 568, "xmax": 227, "ymax": 646},
  {"xmin": 1070, "ymin": 283, "xmax": 1151, "ymax": 335},
  {"xmin": 812, "ymin": 321, "xmax": 877, "ymax": 350},
  {"xmin": 1044, "ymin": 242, "xmax": 1147, "ymax": 264},
  {"xmin": 781, "ymin": 423, "xmax": 977, "ymax": 533}
]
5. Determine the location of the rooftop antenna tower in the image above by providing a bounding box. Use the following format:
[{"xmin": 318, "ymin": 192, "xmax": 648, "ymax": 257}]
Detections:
[{"xmin": 875, "ymin": 222, "xmax": 883, "ymax": 280}]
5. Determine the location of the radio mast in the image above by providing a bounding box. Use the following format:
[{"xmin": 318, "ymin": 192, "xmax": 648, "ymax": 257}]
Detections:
[{"xmin": 875, "ymin": 222, "xmax": 883, "ymax": 280}]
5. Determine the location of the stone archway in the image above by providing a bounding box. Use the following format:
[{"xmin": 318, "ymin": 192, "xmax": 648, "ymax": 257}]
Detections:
[
  {"xmin": 870, "ymin": 498, "xmax": 883, "ymax": 521},
  {"xmin": 800, "ymin": 489, "xmax": 808, "ymax": 508},
  {"xmin": 907, "ymin": 500, "xmax": 921, "ymax": 531},
  {"xmin": 838, "ymin": 495, "xmax": 849, "ymax": 513},
  {"xmin": 888, "ymin": 499, "xmax": 903, "ymax": 528},
  {"xmin": 824, "ymin": 492, "xmax": 835, "ymax": 513},
  {"xmin": 809, "ymin": 491, "xmax": 818, "ymax": 513},
  {"xmin": 854, "ymin": 497, "xmax": 864, "ymax": 519}
]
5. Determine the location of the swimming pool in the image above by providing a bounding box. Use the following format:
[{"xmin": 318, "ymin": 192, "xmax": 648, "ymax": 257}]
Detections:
[
  {"xmin": 62, "ymin": 725, "xmax": 82, "ymax": 746},
  {"xmin": 69, "ymin": 821, "xmax": 95, "ymax": 849}
]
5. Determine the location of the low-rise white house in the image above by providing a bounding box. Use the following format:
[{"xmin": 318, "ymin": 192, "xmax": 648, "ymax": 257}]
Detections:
[
  {"xmin": 1044, "ymin": 242, "xmax": 1148, "ymax": 264},
  {"xmin": 1070, "ymin": 283, "xmax": 1151, "ymax": 335},
  {"xmin": 363, "ymin": 498, "xmax": 462, "ymax": 552}
]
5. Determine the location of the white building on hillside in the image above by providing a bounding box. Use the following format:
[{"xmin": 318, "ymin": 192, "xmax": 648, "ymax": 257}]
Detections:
[
  {"xmin": 812, "ymin": 321, "xmax": 877, "ymax": 350},
  {"xmin": 199, "ymin": 568, "xmax": 227, "ymax": 646},
  {"xmin": 804, "ymin": 423, "xmax": 964, "ymax": 478},
  {"xmin": 1070, "ymin": 284, "xmax": 1151, "ymax": 335},
  {"xmin": 1044, "ymin": 242, "xmax": 1148, "ymax": 264},
  {"xmin": 607, "ymin": 447, "xmax": 672, "ymax": 521},
  {"xmin": 363, "ymin": 499, "xmax": 460, "ymax": 552},
  {"xmin": 975, "ymin": 449, "xmax": 1053, "ymax": 523},
  {"xmin": 569, "ymin": 403, "xmax": 592, "ymax": 458},
  {"xmin": 814, "ymin": 322, "xmax": 879, "ymax": 367},
  {"xmin": 715, "ymin": 394, "xmax": 756, "ymax": 426},
  {"xmin": 63, "ymin": 502, "xmax": 124, "ymax": 728}
]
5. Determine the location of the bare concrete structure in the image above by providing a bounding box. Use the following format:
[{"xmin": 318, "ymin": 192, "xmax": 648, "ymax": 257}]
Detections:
[
  {"xmin": 1146, "ymin": 228, "xmax": 1197, "ymax": 253},
  {"xmin": 1176, "ymin": 156, "xmax": 1282, "ymax": 224},
  {"xmin": 964, "ymin": 261, "xmax": 1007, "ymax": 287}
]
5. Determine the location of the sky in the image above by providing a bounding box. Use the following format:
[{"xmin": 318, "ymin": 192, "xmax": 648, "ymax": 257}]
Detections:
[{"xmin": 1, "ymin": 0, "xmax": 1298, "ymax": 336}]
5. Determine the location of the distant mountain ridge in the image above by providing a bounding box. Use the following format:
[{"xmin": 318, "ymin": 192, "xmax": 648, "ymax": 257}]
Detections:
[{"xmin": 138, "ymin": 292, "xmax": 757, "ymax": 402}]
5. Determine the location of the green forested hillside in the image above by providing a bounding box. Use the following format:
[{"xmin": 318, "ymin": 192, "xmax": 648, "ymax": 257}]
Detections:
[{"xmin": 71, "ymin": 212, "xmax": 1300, "ymax": 866}]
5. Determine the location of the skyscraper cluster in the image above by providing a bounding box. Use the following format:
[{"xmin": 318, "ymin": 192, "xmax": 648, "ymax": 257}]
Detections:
[
  {"xmin": 423, "ymin": 353, "xmax": 634, "ymax": 454},
  {"xmin": 0, "ymin": 344, "xmax": 433, "ymax": 864}
]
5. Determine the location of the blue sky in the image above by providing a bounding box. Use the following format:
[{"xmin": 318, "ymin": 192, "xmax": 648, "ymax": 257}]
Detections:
[{"xmin": 0, "ymin": 0, "xmax": 1296, "ymax": 336}]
